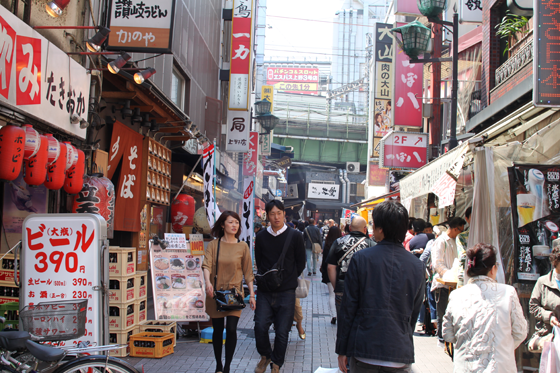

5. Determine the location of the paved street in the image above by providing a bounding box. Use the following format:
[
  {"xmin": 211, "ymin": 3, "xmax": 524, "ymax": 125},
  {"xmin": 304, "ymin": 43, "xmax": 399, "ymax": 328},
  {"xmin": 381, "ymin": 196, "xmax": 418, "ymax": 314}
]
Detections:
[{"xmin": 124, "ymin": 276, "xmax": 453, "ymax": 373}]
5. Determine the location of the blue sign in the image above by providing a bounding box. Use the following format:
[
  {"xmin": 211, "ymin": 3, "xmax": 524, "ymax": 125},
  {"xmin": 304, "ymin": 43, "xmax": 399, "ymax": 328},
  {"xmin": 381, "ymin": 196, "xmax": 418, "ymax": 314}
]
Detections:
[{"xmin": 275, "ymin": 189, "xmax": 282, "ymax": 197}]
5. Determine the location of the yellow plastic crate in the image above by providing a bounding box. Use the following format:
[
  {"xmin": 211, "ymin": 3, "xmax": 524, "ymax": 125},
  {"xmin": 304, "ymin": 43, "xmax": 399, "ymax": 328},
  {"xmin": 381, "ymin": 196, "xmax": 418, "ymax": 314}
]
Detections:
[{"xmin": 129, "ymin": 332, "xmax": 174, "ymax": 358}]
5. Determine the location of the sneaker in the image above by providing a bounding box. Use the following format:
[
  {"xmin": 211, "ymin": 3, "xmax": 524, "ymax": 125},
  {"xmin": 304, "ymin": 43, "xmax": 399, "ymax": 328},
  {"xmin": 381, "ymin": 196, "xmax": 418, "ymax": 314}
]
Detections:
[
  {"xmin": 331, "ymin": 317, "xmax": 337, "ymax": 325},
  {"xmin": 271, "ymin": 363, "xmax": 280, "ymax": 373},
  {"xmin": 308, "ymin": 272, "xmax": 312, "ymax": 276},
  {"xmin": 255, "ymin": 356, "xmax": 271, "ymax": 373},
  {"xmin": 313, "ymin": 272, "xmax": 316, "ymax": 275}
]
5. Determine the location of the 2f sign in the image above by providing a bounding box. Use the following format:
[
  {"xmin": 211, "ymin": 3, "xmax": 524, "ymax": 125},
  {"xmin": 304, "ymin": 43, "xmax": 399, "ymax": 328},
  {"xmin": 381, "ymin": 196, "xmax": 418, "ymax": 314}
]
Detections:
[{"xmin": 386, "ymin": 134, "xmax": 425, "ymax": 147}]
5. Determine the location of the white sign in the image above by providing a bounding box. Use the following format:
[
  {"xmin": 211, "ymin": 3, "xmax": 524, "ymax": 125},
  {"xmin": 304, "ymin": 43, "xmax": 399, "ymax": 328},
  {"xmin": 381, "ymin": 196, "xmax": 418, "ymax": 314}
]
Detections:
[
  {"xmin": 307, "ymin": 183, "xmax": 340, "ymax": 200},
  {"xmin": 260, "ymin": 132, "xmax": 272, "ymax": 156},
  {"xmin": 182, "ymin": 139, "xmax": 200, "ymax": 155},
  {"xmin": 459, "ymin": 0, "xmax": 482, "ymax": 23},
  {"xmin": 0, "ymin": 6, "xmax": 90, "ymax": 139},
  {"xmin": 21, "ymin": 214, "xmax": 107, "ymax": 346},
  {"xmin": 268, "ymin": 176, "xmax": 277, "ymax": 194},
  {"xmin": 286, "ymin": 183, "xmax": 299, "ymax": 199},
  {"xmin": 240, "ymin": 176, "xmax": 254, "ymax": 258},
  {"xmin": 164, "ymin": 233, "xmax": 188, "ymax": 250},
  {"xmin": 225, "ymin": 110, "xmax": 250, "ymax": 152},
  {"xmin": 202, "ymin": 144, "xmax": 221, "ymax": 227}
]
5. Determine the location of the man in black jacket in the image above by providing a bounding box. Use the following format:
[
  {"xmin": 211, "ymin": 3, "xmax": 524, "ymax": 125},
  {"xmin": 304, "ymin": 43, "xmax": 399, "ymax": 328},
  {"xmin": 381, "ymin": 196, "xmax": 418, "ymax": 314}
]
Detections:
[
  {"xmin": 336, "ymin": 201, "xmax": 425, "ymax": 373},
  {"xmin": 303, "ymin": 218, "xmax": 323, "ymax": 275},
  {"xmin": 254, "ymin": 200, "xmax": 306, "ymax": 373}
]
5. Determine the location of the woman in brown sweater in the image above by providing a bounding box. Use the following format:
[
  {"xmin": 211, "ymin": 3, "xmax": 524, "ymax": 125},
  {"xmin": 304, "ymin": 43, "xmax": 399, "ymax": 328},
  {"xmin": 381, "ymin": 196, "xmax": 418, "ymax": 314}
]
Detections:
[{"xmin": 202, "ymin": 211, "xmax": 255, "ymax": 373}]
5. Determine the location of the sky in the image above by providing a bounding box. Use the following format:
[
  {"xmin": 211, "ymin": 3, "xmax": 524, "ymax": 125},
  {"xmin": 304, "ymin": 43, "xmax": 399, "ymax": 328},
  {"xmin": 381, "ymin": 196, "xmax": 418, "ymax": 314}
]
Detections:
[{"xmin": 264, "ymin": 0, "xmax": 345, "ymax": 61}]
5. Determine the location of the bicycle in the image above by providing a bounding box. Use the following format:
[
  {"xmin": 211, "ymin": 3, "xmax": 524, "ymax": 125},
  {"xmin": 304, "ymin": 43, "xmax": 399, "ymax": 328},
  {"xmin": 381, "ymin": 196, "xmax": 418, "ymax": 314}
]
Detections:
[{"xmin": 0, "ymin": 299, "xmax": 141, "ymax": 373}]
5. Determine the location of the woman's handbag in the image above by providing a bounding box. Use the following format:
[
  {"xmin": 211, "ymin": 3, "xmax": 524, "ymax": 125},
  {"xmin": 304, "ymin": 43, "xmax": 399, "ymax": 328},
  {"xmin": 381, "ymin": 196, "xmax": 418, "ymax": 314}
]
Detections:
[
  {"xmin": 296, "ymin": 275, "xmax": 310, "ymax": 298},
  {"xmin": 255, "ymin": 228, "xmax": 294, "ymax": 292},
  {"xmin": 305, "ymin": 228, "xmax": 322, "ymax": 255},
  {"xmin": 528, "ymin": 332, "xmax": 554, "ymax": 353},
  {"xmin": 213, "ymin": 239, "xmax": 246, "ymax": 312}
]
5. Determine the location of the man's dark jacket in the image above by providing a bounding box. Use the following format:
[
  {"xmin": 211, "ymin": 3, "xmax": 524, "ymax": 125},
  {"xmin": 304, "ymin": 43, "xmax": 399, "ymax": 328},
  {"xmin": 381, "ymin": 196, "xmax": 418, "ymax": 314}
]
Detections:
[
  {"xmin": 303, "ymin": 224, "xmax": 323, "ymax": 250},
  {"xmin": 335, "ymin": 240, "xmax": 425, "ymax": 364}
]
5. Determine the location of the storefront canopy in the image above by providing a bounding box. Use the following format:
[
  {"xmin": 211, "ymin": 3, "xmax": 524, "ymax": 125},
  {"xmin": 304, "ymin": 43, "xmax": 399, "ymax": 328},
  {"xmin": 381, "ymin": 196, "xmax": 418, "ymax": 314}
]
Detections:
[{"xmin": 350, "ymin": 190, "xmax": 400, "ymax": 208}]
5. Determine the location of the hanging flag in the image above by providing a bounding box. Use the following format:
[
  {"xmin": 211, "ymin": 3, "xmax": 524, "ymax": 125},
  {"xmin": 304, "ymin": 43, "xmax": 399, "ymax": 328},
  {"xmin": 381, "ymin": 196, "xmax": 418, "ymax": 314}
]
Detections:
[
  {"xmin": 203, "ymin": 144, "xmax": 221, "ymax": 228},
  {"xmin": 240, "ymin": 176, "xmax": 255, "ymax": 257}
]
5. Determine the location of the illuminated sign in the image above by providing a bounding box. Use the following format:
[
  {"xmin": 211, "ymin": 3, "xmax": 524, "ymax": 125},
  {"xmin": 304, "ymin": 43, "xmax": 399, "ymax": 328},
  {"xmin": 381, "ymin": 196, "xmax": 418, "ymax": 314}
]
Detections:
[
  {"xmin": 534, "ymin": 0, "xmax": 560, "ymax": 107},
  {"xmin": 266, "ymin": 67, "xmax": 319, "ymax": 95}
]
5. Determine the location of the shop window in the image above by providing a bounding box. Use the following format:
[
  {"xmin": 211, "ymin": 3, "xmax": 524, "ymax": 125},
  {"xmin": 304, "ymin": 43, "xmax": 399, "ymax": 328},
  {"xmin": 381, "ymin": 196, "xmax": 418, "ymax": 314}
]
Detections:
[{"xmin": 171, "ymin": 69, "xmax": 185, "ymax": 110}]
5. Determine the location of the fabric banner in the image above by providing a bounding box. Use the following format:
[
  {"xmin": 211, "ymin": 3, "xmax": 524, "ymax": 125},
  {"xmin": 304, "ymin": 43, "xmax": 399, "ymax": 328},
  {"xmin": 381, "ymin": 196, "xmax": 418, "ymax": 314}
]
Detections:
[
  {"xmin": 243, "ymin": 132, "xmax": 259, "ymax": 176},
  {"xmin": 203, "ymin": 144, "xmax": 221, "ymax": 228},
  {"xmin": 508, "ymin": 164, "xmax": 560, "ymax": 282},
  {"xmin": 107, "ymin": 121, "xmax": 143, "ymax": 231},
  {"xmin": 431, "ymin": 173, "xmax": 457, "ymax": 208},
  {"xmin": 240, "ymin": 177, "xmax": 254, "ymax": 257}
]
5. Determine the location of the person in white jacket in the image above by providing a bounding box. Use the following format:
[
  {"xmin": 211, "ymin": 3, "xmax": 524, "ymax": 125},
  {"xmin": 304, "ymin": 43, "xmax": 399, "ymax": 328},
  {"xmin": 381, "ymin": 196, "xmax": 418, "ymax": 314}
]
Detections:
[{"xmin": 443, "ymin": 243, "xmax": 528, "ymax": 373}]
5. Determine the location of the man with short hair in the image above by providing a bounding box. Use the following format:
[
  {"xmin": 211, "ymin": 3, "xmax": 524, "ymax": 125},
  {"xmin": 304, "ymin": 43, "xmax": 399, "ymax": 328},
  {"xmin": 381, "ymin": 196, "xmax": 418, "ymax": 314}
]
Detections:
[
  {"xmin": 321, "ymin": 219, "xmax": 331, "ymax": 242},
  {"xmin": 409, "ymin": 219, "xmax": 435, "ymax": 258},
  {"xmin": 431, "ymin": 216, "xmax": 466, "ymax": 347},
  {"xmin": 424, "ymin": 222, "xmax": 433, "ymax": 234},
  {"xmin": 254, "ymin": 200, "xmax": 306, "ymax": 373},
  {"xmin": 336, "ymin": 202, "xmax": 425, "ymax": 373},
  {"xmin": 303, "ymin": 218, "xmax": 322, "ymax": 275},
  {"xmin": 326, "ymin": 216, "xmax": 375, "ymax": 316}
]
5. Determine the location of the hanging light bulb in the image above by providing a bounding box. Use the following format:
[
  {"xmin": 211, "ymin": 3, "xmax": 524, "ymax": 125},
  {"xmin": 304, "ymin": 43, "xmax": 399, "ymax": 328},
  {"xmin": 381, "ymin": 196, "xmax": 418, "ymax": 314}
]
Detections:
[
  {"xmin": 141, "ymin": 114, "xmax": 151, "ymax": 128},
  {"xmin": 134, "ymin": 68, "xmax": 156, "ymax": 84},
  {"xmin": 108, "ymin": 52, "xmax": 131, "ymax": 74},
  {"xmin": 86, "ymin": 27, "xmax": 111, "ymax": 52},
  {"xmin": 132, "ymin": 108, "xmax": 142, "ymax": 123},
  {"xmin": 45, "ymin": 0, "xmax": 71, "ymax": 17}
]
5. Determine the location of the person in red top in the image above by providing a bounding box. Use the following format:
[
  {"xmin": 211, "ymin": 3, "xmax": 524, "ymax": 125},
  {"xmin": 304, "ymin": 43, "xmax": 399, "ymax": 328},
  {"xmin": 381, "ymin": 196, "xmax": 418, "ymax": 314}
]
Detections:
[{"xmin": 403, "ymin": 218, "xmax": 415, "ymax": 251}]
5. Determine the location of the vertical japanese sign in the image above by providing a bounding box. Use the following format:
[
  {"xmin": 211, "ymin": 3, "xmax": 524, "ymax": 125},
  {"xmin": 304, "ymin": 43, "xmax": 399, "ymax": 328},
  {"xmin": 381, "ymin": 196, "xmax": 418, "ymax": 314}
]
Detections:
[
  {"xmin": 107, "ymin": 121, "xmax": 143, "ymax": 232},
  {"xmin": 394, "ymin": 23, "xmax": 423, "ymax": 128},
  {"xmin": 228, "ymin": 0, "xmax": 253, "ymax": 110},
  {"xmin": 508, "ymin": 164, "xmax": 560, "ymax": 282},
  {"xmin": 240, "ymin": 177, "xmax": 254, "ymax": 256},
  {"xmin": 225, "ymin": 110, "xmax": 250, "ymax": 152},
  {"xmin": 203, "ymin": 144, "xmax": 221, "ymax": 228},
  {"xmin": 459, "ymin": 0, "xmax": 482, "ymax": 23},
  {"xmin": 243, "ymin": 132, "xmax": 258, "ymax": 176},
  {"xmin": 373, "ymin": 24, "xmax": 393, "ymax": 139},
  {"xmin": 107, "ymin": 0, "xmax": 175, "ymax": 52},
  {"xmin": 380, "ymin": 131, "xmax": 428, "ymax": 169},
  {"xmin": 21, "ymin": 214, "xmax": 107, "ymax": 346},
  {"xmin": 150, "ymin": 241, "xmax": 208, "ymax": 321},
  {"xmin": 534, "ymin": 0, "xmax": 560, "ymax": 107},
  {"xmin": 0, "ymin": 6, "xmax": 90, "ymax": 139},
  {"xmin": 261, "ymin": 85, "xmax": 274, "ymax": 111},
  {"xmin": 260, "ymin": 132, "xmax": 272, "ymax": 156}
]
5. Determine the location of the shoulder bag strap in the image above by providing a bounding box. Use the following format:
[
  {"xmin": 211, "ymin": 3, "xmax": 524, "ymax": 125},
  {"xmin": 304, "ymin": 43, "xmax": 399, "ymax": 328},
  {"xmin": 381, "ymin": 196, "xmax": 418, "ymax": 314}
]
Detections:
[
  {"xmin": 337, "ymin": 237, "xmax": 367, "ymax": 266},
  {"xmin": 214, "ymin": 239, "xmax": 221, "ymax": 291},
  {"xmin": 276, "ymin": 228, "xmax": 294, "ymax": 269},
  {"xmin": 304, "ymin": 227, "xmax": 314, "ymax": 243}
]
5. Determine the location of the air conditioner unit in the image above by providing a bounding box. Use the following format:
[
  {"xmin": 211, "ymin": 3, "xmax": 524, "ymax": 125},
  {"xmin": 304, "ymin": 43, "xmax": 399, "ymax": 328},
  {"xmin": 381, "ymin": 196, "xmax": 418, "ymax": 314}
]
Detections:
[{"xmin": 346, "ymin": 162, "xmax": 360, "ymax": 173}]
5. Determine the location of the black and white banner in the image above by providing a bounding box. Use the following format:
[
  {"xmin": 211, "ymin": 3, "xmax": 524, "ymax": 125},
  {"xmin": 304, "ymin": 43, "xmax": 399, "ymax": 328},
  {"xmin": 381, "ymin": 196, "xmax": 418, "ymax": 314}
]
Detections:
[
  {"xmin": 240, "ymin": 176, "xmax": 255, "ymax": 257},
  {"xmin": 203, "ymin": 144, "xmax": 221, "ymax": 228}
]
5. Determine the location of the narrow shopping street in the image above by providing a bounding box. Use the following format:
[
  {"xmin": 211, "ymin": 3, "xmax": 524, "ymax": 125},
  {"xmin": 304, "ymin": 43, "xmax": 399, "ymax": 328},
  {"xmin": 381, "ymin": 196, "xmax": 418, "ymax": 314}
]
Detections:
[{"xmin": 125, "ymin": 277, "xmax": 453, "ymax": 373}]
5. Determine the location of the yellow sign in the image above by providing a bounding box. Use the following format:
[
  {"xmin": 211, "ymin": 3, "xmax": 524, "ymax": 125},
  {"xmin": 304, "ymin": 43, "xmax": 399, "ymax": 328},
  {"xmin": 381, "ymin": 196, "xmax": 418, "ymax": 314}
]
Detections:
[
  {"xmin": 261, "ymin": 85, "xmax": 274, "ymax": 112},
  {"xmin": 375, "ymin": 62, "xmax": 392, "ymax": 99}
]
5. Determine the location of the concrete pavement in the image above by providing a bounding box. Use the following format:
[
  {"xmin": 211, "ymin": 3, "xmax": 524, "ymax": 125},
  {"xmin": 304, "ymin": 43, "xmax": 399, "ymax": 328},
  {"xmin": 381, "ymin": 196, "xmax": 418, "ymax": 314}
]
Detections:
[{"xmin": 123, "ymin": 275, "xmax": 453, "ymax": 373}]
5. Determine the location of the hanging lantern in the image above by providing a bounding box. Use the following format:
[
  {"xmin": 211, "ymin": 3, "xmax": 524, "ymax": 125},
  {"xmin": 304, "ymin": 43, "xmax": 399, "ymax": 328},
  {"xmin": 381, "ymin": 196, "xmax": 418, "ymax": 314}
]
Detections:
[
  {"xmin": 0, "ymin": 124, "xmax": 25, "ymax": 181},
  {"xmin": 72, "ymin": 173, "xmax": 115, "ymax": 239},
  {"xmin": 45, "ymin": 134, "xmax": 60, "ymax": 165},
  {"xmin": 63, "ymin": 142, "xmax": 78, "ymax": 171},
  {"xmin": 45, "ymin": 143, "xmax": 67, "ymax": 190},
  {"xmin": 64, "ymin": 149, "xmax": 85, "ymax": 194},
  {"xmin": 23, "ymin": 125, "xmax": 40, "ymax": 160},
  {"xmin": 171, "ymin": 194, "xmax": 196, "ymax": 233},
  {"xmin": 24, "ymin": 135, "xmax": 49, "ymax": 186}
]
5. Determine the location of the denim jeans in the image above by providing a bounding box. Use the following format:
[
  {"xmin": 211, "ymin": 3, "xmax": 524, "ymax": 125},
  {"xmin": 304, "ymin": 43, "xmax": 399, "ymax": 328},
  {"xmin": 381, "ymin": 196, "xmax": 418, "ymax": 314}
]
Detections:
[
  {"xmin": 417, "ymin": 282, "xmax": 437, "ymax": 324},
  {"xmin": 306, "ymin": 248, "xmax": 317, "ymax": 273},
  {"xmin": 350, "ymin": 357, "xmax": 411, "ymax": 373},
  {"xmin": 254, "ymin": 290, "xmax": 296, "ymax": 367}
]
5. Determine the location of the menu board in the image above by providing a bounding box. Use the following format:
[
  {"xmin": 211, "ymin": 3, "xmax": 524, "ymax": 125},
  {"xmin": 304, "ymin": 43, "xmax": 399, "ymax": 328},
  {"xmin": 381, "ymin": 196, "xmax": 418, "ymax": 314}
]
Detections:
[{"xmin": 150, "ymin": 241, "xmax": 208, "ymax": 321}]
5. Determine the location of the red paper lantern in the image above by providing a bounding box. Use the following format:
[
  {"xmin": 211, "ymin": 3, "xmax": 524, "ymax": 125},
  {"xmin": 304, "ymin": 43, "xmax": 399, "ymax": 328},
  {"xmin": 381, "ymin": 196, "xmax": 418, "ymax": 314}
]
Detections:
[
  {"xmin": 64, "ymin": 149, "xmax": 85, "ymax": 194},
  {"xmin": 45, "ymin": 134, "xmax": 60, "ymax": 165},
  {"xmin": 45, "ymin": 143, "xmax": 67, "ymax": 190},
  {"xmin": 72, "ymin": 173, "xmax": 115, "ymax": 239},
  {"xmin": 23, "ymin": 125, "xmax": 40, "ymax": 159},
  {"xmin": 24, "ymin": 135, "xmax": 49, "ymax": 186},
  {"xmin": 0, "ymin": 124, "xmax": 25, "ymax": 181},
  {"xmin": 171, "ymin": 193, "xmax": 196, "ymax": 233},
  {"xmin": 63, "ymin": 142, "xmax": 78, "ymax": 171}
]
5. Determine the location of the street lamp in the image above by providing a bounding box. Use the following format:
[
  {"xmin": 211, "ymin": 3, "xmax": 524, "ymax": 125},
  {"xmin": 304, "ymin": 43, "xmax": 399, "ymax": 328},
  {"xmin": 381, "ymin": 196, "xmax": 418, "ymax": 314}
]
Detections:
[
  {"xmin": 390, "ymin": 2, "xmax": 459, "ymax": 151},
  {"xmin": 254, "ymin": 99, "xmax": 272, "ymax": 116},
  {"xmin": 254, "ymin": 99, "xmax": 278, "ymax": 134}
]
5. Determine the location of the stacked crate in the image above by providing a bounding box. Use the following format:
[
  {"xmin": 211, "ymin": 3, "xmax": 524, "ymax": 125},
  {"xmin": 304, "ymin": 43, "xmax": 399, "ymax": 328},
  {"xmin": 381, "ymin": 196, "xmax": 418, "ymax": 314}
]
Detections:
[
  {"xmin": 108, "ymin": 247, "xmax": 138, "ymax": 357},
  {"xmin": 0, "ymin": 254, "xmax": 19, "ymax": 305}
]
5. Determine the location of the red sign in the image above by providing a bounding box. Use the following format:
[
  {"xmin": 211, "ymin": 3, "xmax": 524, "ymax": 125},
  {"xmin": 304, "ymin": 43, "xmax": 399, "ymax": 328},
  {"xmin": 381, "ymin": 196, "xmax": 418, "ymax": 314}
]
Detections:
[
  {"xmin": 380, "ymin": 131, "xmax": 428, "ymax": 169},
  {"xmin": 534, "ymin": 0, "xmax": 560, "ymax": 107},
  {"xmin": 0, "ymin": 17, "xmax": 15, "ymax": 100},
  {"xmin": 15, "ymin": 35, "xmax": 41, "ymax": 105},
  {"xmin": 228, "ymin": 0, "xmax": 253, "ymax": 110},
  {"xmin": 266, "ymin": 67, "xmax": 319, "ymax": 95},
  {"xmin": 244, "ymin": 180, "xmax": 254, "ymax": 198},
  {"xmin": 243, "ymin": 132, "xmax": 258, "ymax": 176},
  {"xmin": 368, "ymin": 162, "xmax": 388, "ymax": 186},
  {"xmin": 394, "ymin": 24, "xmax": 423, "ymax": 128}
]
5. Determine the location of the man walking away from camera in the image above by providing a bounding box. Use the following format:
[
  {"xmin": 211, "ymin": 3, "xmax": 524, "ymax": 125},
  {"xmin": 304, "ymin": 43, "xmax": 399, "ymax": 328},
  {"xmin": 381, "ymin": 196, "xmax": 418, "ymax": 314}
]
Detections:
[
  {"xmin": 336, "ymin": 201, "xmax": 425, "ymax": 373},
  {"xmin": 304, "ymin": 218, "xmax": 322, "ymax": 275}
]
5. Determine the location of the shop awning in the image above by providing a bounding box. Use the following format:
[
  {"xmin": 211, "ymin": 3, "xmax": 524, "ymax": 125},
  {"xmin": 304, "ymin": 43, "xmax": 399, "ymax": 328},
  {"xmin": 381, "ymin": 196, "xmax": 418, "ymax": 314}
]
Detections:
[
  {"xmin": 306, "ymin": 201, "xmax": 354, "ymax": 210},
  {"xmin": 351, "ymin": 190, "xmax": 400, "ymax": 208}
]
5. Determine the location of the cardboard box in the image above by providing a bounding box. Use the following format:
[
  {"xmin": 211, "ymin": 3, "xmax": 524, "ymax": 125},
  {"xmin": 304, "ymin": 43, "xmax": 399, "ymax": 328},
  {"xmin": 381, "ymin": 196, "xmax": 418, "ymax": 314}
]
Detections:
[
  {"xmin": 108, "ymin": 275, "xmax": 136, "ymax": 304},
  {"xmin": 109, "ymin": 247, "xmax": 136, "ymax": 277},
  {"xmin": 109, "ymin": 300, "xmax": 137, "ymax": 330},
  {"xmin": 108, "ymin": 325, "xmax": 135, "ymax": 357}
]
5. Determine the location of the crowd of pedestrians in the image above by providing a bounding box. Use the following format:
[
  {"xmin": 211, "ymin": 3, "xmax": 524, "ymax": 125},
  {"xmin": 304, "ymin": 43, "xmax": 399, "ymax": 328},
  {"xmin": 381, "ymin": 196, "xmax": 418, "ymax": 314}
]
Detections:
[{"xmin": 203, "ymin": 198, "xmax": 555, "ymax": 373}]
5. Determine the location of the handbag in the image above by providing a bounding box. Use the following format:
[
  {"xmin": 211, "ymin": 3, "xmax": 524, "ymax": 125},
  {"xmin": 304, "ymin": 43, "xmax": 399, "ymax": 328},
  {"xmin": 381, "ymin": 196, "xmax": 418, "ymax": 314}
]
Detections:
[
  {"xmin": 305, "ymin": 228, "xmax": 322, "ymax": 255},
  {"xmin": 296, "ymin": 275, "xmax": 310, "ymax": 298},
  {"xmin": 213, "ymin": 239, "xmax": 246, "ymax": 312},
  {"xmin": 255, "ymin": 228, "xmax": 294, "ymax": 292},
  {"xmin": 528, "ymin": 331, "xmax": 554, "ymax": 353}
]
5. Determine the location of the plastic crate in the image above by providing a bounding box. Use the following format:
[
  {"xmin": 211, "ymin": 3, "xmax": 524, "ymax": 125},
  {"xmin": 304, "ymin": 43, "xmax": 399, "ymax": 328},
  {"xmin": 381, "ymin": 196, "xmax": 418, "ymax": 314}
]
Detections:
[
  {"xmin": 138, "ymin": 321, "xmax": 176, "ymax": 346},
  {"xmin": 200, "ymin": 327, "xmax": 225, "ymax": 344},
  {"xmin": 20, "ymin": 300, "xmax": 87, "ymax": 341},
  {"xmin": 108, "ymin": 325, "xmax": 136, "ymax": 357},
  {"xmin": 129, "ymin": 332, "xmax": 174, "ymax": 358},
  {"xmin": 0, "ymin": 296, "xmax": 18, "ymax": 305},
  {"xmin": 0, "ymin": 253, "xmax": 18, "ymax": 284},
  {"xmin": 136, "ymin": 298, "xmax": 147, "ymax": 324},
  {"xmin": 108, "ymin": 247, "xmax": 136, "ymax": 277},
  {"xmin": 0, "ymin": 302, "xmax": 19, "ymax": 330},
  {"xmin": 108, "ymin": 275, "xmax": 136, "ymax": 303},
  {"xmin": 135, "ymin": 271, "xmax": 147, "ymax": 299},
  {"xmin": 109, "ymin": 300, "xmax": 136, "ymax": 330}
]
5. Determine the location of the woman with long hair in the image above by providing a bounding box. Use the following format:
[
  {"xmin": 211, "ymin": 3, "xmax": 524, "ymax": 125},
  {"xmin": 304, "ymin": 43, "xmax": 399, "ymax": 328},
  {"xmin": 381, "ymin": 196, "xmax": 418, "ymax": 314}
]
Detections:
[
  {"xmin": 321, "ymin": 226, "xmax": 342, "ymax": 325},
  {"xmin": 203, "ymin": 211, "xmax": 255, "ymax": 373},
  {"xmin": 443, "ymin": 243, "xmax": 527, "ymax": 372}
]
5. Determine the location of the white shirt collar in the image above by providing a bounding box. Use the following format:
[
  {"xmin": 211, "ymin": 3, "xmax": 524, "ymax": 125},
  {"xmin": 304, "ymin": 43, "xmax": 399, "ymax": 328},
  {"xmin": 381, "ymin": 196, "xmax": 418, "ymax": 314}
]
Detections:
[{"xmin": 267, "ymin": 224, "xmax": 287, "ymax": 237}]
